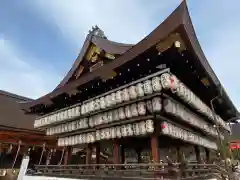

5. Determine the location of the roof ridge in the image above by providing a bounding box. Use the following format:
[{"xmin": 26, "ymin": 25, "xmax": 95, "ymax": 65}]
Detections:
[{"xmin": 0, "ymin": 90, "xmax": 33, "ymax": 102}]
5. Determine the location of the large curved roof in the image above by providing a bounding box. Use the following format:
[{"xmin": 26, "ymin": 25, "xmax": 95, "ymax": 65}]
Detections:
[
  {"xmin": 56, "ymin": 34, "xmax": 133, "ymax": 89},
  {"xmin": 21, "ymin": 1, "xmax": 237, "ymax": 119}
]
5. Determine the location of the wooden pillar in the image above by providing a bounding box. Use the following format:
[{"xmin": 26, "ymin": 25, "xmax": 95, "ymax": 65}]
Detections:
[
  {"xmin": 63, "ymin": 146, "xmax": 72, "ymax": 165},
  {"xmin": 95, "ymin": 144, "xmax": 100, "ymax": 164},
  {"xmin": 176, "ymin": 147, "xmax": 181, "ymax": 162},
  {"xmin": 120, "ymin": 145, "xmax": 125, "ymax": 164},
  {"xmin": 136, "ymin": 148, "xmax": 142, "ymax": 163},
  {"xmin": 113, "ymin": 140, "xmax": 120, "ymax": 164},
  {"xmin": 205, "ymin": 148, "xmax": 210, "ymax": 163},
  {"xmin": 194, "ymin": 146, "xmax": 201, "ymax": 163},
  {"xmin": 86, "ymin": 145, "xmax": 92, "ymax": 165},
  {"xmin": 151, "ymin": 134, "xmax": 159, "ymax": 163}
]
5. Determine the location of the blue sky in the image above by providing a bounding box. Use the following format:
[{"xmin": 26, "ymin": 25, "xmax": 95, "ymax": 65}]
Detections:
[{"xmin": 0, "ymin": 0, "xmax": 240, "ymax": 108}]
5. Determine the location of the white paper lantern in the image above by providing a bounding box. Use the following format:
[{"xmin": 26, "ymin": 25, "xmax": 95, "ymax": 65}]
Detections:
[
  {"xmin": 113, "ymin": 109, "xmax": 120, "ymax": 121},
  {"xmin": 100, "ymin": 97, "xmax": 106, "ymax": 109},
  {"xmin": 88, "ymin": 101, "xmax": 95, "ymax": 112},
  {"xmin": 85, "ymin": 102, "xmax": 90, "ymax": 114},
  {"xmin": 78, "ymin": 135, "xmax": 82, "ymax": 144},
  {"xmin": 57, "ymin": 139, "xmax": 61, "ymax": 147},
  {"xmin": 115, "ymin": 90, "xmax": 123, "ymax": 104},
  {"xmin": 122, "ymin": 88, "xmax": 130, "ymax": 102},
  {"xmin": 118, "ymin": 107, "xmax": 126, "ymax": 120},
  {"xmin": 94, "ymin": 99, "xmax": 101, "ymax": 111},
  {"xmin": 169, "ymin": 75, "xmax": 179, "ymax": 91},
  {"xmin": 126, "ymin": 124, "xmax": 133, "ymax": 136},
  {"xmin": 63, "ymin": 110, "xmax": 68, "ymax": 120},
  {"xmin": 143, "ymin": 80, "xmax": 153, "ymax": 95},
  {"xmin": 130, "ymin": 103, "xmax": 138, "ymax": 117},
  {"xmin": 128, "ymin": 86, "xmax": 137, "ymax": 99},
  {"xmin": 64, "ymin": 138, "xmax": 68, "ymax": 147},
  {"xmin": 107, "ymin": 111, "xmax": 113, "ymax": 123},
  {"xmin": 121, "ymin": 125, "xmax": 127, "ymax": 137},
  {"xmin": 67, "ymin": 109, "xmax": 72, "ymax": 119},
  {"xmin": 111, "ymin": 93, "xmax": 117, "ymax": 105},
  {"xmin": 81, "ymin": 104, "xmax": 86, "ymax": 115},
  {"xmin": 105, "ymin": 95, "xmax": 112, "ymax": 107},
  {"xmin": 136, "ymin": 83, "xmax": 145, "ymax": 97},
  {"xmin": 89, "ymin": 117, "xmax": 94, "ymax": 127},
  {"xmin": 68, "ymin": 123, "xmax": 72, "ymax": 132},
  {"xmin": 146, "ymin": 120, "xmax": 154, "ymax": 133},
  {"xmin": 152, "ymin": 97, "xmax": 162, "ymax": 112},
  {"xmin": 133, "ymin": 123, "xmax": 140, "ymax": 135},
  {"xmin": 152, "ymin": 76, "xmax": 162, "ymax": 92},
  {"xmin": 160, "ymin": 73, "xmax": 171, "ymax": 89},
  {"xmin": 125, "ymin": 105, "xmax": 132, "ymax": 119},
  {"xmin": 83, "ymin": 118, "xmax": 88, "ymax": 128},
  {"xmin": 139, "ymin": 121, "xmax": 146, "ymax": 134},
  {"xmin": 137, "ymin": 102, "xmax": 146, "ymax": 116},
  {"xmin": 111, "ymin": 128, "xmax": 116, "ymax": 139},
  {"xmin": 116, "ymin": 127, "xmax": 122, "ymax": 138},
  {"xmin": 71, "ymin": 122, "xmax": 76, "ymax": 131},
  {"xmin": 75, "ymin": 106, "xmax": 81, "ymax": 116},
  {"xmin": 146, "ymin": 100, "xmax": 153, "ymax": 113},
  {"xmin": 46, "ymin": 129, "xmax": 50, "ymax": 136},
  {"xmin": 62, "ymin": 124, "xmax": 66, "ymax": 132},
  {"xmin": 105, "ymin": 128, "xmax": 111, "ymax": 139},
  {"xmin": 102, "ymin": 112, "xmax": 108, "ymax": 123},
  {"xmin": 96, "ymin": 130, "xmax": 101, "ymax": 141},
  {"xmin": 100, "ymin": 130, "xmax": 106, "ymax": 140}
]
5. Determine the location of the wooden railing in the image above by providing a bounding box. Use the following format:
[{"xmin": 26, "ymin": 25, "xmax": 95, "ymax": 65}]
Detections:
[{"xmin": 27, "ymin": 163, "xmax": 228, "ymax": 180}]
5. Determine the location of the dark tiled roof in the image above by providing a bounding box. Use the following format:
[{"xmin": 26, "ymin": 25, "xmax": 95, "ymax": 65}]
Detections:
[{"xmin": 0, "ymin": 90, "xmax": 37, "ymax": 130}]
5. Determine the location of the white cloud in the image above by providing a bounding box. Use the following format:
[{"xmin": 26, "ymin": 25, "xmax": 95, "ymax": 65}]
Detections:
[
  {"xmin": 0, "ymin": 38, "xmax": 61, "ymax": 99},
  {"xmin": 27, "ymin": 0, "xmax": 179, "ymax": 46}
]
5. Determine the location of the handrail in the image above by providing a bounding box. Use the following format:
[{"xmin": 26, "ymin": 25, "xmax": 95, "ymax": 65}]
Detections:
[{"xmin": 28, "ymin": 163, "xmax": 228, "ymax": 180}]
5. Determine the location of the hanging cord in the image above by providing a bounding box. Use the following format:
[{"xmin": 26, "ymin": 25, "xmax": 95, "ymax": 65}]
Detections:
[
  {"xmin": 12, "ymin": 140, "xmax": 21, "ymax": 169},
  {"xmin": 58, "ymin": 148, "xmax": 65, "ymax": 165},
  {"xmin": 38, "ymin": 143, "xmax": 46, "ymax": 165}
]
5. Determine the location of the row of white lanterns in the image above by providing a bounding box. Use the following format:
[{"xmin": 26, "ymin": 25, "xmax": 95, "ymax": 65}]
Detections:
[
  {"xmin": 163, "ymin": 99, "xmax": 224, "ymax": 139},
  {"xmin": 35, "ymin": 72, "xmax": 163, "ymax": 128},
  {"xmin": 47, "ymin": 97, "xmax": 161, "ymax": 136},
  {"xmin": 34, "ymin": 106, "xmax": 81, "ymax": 128},
  {"xmin": 58, "ymin": 120, "xmax": 154, "ymax": 147},
  {"xmin": 89, "ymin": 97, "xmax": 162, "ymax": 127},
  {"xmin": 161, "ymin": 121, "xmax": 217, "ymax": 150},
  {"xmin": 35, "ymin": 71, "xmax": 228, "ymax": 134},
  {"xmin": 46, "ymin": 118, "xmax": 88, "ymax": 136},
  {"xmin": 80, "ymin": 77, "xmax": 162, "ymax": 115},
  {"xmin": 160, "ymin": 73, "xmax": 230, "ymax": 131}
]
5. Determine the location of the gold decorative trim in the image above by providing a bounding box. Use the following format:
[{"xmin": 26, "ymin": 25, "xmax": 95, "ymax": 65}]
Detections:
[
  {"xmin": 156, "ymin": 33, "xmax": 186, "ymax": 53},
  {"xmin": 90, "ymin": 61, "xmax": 104, "ymax": 72}
]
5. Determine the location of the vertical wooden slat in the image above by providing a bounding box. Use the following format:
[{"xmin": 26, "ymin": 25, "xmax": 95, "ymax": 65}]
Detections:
[
  {"xmin": 95, "ymin": 144, "xmax": 100, "ymax": 164},
  {"xmin": 113, "ymin": 140, "xmax": 120, "ymax": 164},
  {"xmin": 194, "ymin": 146, "xmax": 201, "ymax": 163},
  {"xmin": 205, "ymin": 148, "xmax": 210, "ymax": 163},
  {"xmin": 86, "ymin": 144, "xmax": 92, "ymax": 164},
  {"xmin": 151, "ymin": 134, "xmax": 159, "ymax": 163},
  {"xmin": 63, "ymin": 146, "xmax": 72, "ymax": 165}
]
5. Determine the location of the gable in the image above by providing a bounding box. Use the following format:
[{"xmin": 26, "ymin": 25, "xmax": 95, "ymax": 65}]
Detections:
[{"xmin": 56, "ymin": 34, "xmax": 133, "ymax": 89}]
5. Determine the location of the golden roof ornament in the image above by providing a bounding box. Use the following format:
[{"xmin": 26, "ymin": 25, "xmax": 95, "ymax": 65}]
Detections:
[{"xmin": 89, "ymin": 25, "xmax": 107, "ymax": 39}]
